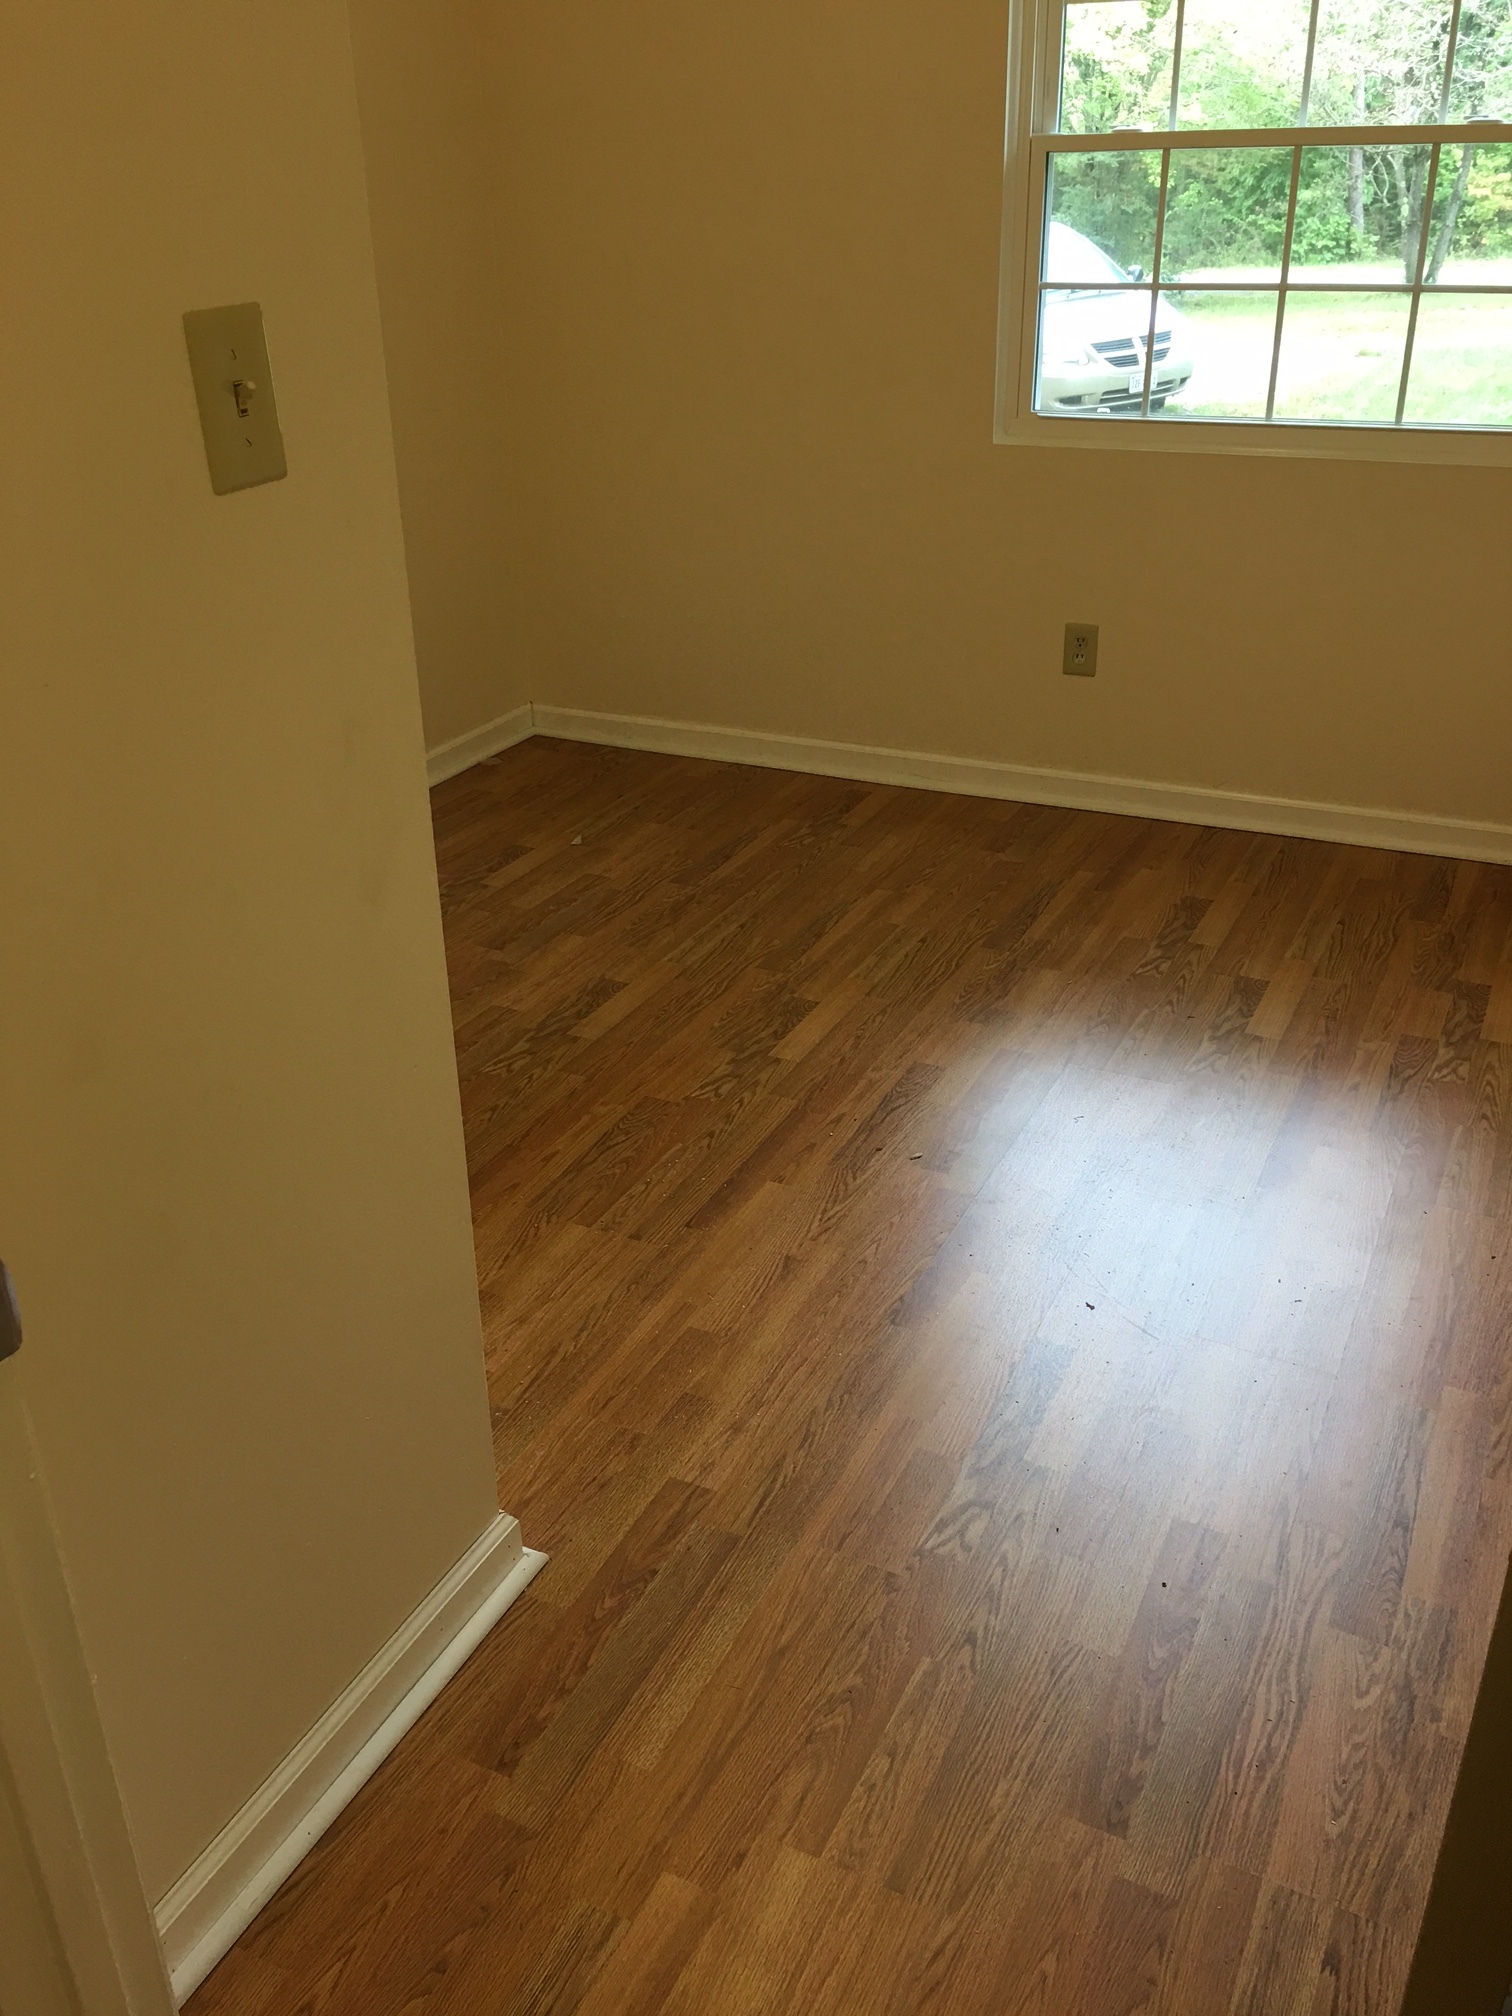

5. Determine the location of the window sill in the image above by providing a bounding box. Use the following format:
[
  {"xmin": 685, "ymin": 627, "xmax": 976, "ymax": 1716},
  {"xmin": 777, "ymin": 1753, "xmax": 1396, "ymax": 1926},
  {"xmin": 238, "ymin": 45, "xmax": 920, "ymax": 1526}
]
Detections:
[{"xmin": 995, "ymin": 408, "xmax": 1512, "ymax": 468}]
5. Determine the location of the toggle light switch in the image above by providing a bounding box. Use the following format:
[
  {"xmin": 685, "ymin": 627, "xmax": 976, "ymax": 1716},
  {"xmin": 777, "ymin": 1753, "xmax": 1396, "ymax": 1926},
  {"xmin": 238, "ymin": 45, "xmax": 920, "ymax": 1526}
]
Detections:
[{"xmin": 183, "ymin": 302, "xmax": 287, "ymax": 494}]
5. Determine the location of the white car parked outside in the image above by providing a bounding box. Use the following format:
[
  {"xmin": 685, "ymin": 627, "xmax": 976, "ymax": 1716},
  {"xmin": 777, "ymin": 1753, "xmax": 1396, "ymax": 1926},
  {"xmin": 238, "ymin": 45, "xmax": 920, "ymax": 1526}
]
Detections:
[{"xmin": 1037, "ymin": 222, "xmax": 1195, "ymax": 415}]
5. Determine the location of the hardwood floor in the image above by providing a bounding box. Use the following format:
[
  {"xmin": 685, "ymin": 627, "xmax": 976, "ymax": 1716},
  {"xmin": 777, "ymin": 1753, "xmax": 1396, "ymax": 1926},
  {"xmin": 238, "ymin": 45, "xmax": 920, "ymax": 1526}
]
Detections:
[{"xmin": 189, "ymin": 738, "xmax": 1512, "ymax": 2015}]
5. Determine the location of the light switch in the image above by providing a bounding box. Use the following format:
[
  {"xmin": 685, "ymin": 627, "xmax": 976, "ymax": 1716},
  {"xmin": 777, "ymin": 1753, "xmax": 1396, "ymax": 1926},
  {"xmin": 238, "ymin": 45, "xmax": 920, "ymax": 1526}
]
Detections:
[{"xmin": 183, "ymin": 302, "xmax": 287, "ymax": 494}]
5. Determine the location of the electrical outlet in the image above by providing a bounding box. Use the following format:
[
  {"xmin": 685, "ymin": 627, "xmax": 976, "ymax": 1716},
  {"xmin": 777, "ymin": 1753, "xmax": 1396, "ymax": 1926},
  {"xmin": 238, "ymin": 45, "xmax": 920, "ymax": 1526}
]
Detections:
[{"xmin": 1063, "ymin": 623, "xmax": 1099, "ymax": 677}]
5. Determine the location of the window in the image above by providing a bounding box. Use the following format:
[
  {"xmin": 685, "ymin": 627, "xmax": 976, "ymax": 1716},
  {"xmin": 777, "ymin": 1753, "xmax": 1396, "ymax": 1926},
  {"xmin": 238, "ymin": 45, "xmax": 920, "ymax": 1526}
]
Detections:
[{"xmin": 998, "ymin": 0, "xmax": 1512, "ymax": 461}]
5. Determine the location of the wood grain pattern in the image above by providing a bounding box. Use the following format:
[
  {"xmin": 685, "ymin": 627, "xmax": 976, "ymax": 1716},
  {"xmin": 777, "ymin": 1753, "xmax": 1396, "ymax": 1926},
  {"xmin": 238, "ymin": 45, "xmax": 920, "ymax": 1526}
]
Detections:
[{"xmin": 186, "ymin": 740, "xmax": 1512, "ymax": 2015}]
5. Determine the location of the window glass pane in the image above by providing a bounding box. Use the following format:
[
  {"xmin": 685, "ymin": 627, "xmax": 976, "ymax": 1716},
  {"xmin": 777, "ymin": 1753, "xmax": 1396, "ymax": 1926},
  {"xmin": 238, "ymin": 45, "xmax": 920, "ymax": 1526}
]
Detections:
[
  {"xmin": 1272, "ymin": 292, "xmax": 1412, "ymax": 421},
  {"xmin": 1059, "ymin": 2, "xmax": 1177, "ymax": 135},
  {"xmin": 1284, "ymin": 145, "xmax": 1435, "ymax": 283},
  {"xmin": 1045, "ymin": 150, "xmax": 1163, "ymax": 281},
  {"xmin": 1036, "ymin": 287, "xmax": 1159, "ymax": 414},
  {"xmin": 1424, "ymin": 141, "xmax": 1512, "ymax": 282},
  {"xmin": 1446, "ymin": 3, "xmax": 1512, "ymax": 122},
  {"xmin": 1403, "ymin": 292, "xmax": 1512, "ymax": 423},
  {"xmin": 1162, "ymin": 147, "xmax": 1294, "ymax": 283},
  {"xmin": 1155, "ymin": 290, "xmax": 1279, "ymax": 417},
  {"xmin": 1308, "ymin": 0, "xmax": 1453, "ymax": 127},
  {"xmin": 1174, "ymin": 0, "xmax": 1313, "ymax": 129}
]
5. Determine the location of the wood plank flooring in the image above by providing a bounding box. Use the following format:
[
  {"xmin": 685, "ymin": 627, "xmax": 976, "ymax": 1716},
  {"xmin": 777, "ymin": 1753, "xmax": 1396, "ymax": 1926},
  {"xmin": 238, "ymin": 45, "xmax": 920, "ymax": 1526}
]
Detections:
[{"xmin": 189, "ymin": 739, "xmax": 1512, "ymax": 2015}]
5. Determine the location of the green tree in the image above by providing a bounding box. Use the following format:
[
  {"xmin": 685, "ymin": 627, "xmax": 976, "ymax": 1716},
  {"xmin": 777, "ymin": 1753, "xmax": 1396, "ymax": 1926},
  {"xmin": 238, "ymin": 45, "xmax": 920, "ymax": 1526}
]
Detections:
[
  {"xmin": 1059, "ymin": 0, "xmax": 1176, "ymax": 135},
  {"xmin": 1053, "ymin": 0, "xmax": 1512, "ymax": 280}
]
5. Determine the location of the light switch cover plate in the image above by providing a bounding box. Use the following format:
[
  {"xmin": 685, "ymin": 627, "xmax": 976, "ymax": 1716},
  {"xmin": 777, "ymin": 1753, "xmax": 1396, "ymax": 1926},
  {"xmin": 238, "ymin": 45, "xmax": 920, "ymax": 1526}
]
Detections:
[{"xmin": 183, "ymin": 302, "xmax": 287, "ymax": 495}]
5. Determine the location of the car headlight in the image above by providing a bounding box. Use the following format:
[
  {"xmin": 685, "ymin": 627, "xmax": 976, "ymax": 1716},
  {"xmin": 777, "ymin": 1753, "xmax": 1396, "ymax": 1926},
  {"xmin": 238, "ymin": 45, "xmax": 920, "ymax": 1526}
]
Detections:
[{"xmin": 1055, "ymin": 346, "xmax": 1094, "ymax": 367}]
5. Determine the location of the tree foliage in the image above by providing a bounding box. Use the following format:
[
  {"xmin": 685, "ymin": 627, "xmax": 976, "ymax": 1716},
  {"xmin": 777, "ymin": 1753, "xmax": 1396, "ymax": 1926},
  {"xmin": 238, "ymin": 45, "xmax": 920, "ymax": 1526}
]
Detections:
[{"xmin": 1053, "ymin": 0, "xmax": 1512, "ymax": 277}]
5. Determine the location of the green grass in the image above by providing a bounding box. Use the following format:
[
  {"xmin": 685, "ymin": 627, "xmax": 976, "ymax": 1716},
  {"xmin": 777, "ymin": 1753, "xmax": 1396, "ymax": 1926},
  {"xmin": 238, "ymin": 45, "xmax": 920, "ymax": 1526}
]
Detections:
[{"xmin": 1166, "ymin": 290, "xmax": 1512, "ymax": 428}]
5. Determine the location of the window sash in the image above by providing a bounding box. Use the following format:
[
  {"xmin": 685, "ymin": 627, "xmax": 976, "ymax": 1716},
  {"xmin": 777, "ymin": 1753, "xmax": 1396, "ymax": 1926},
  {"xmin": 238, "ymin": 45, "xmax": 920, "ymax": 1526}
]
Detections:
[
  {"xmin": 1025, "ymin": 132, "xmax": 1512, "ymax": 427},
  {"xmin": 1035, "ymin": 123, "xmax": 1510, "ymax": 154},
  {"xmin": 1041, "ymin": 0, "xmax": 1471, "ymax": 136}
]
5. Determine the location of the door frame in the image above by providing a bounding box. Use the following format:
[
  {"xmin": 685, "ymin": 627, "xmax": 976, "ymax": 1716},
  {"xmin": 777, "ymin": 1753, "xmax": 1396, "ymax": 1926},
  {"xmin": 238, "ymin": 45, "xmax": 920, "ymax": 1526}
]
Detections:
[
  {"xmin": 0, "ymin": 1354, "xmax": 175, "ymax": 2016},
  {"xmin": 1400, "ymin": 1541, "xmax": 1512, "ymax": 2016}
]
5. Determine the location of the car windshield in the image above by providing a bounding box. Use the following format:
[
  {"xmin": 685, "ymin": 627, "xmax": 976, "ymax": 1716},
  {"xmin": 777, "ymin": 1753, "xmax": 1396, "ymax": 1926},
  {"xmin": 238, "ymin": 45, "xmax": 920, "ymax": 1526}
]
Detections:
[{"xmin": 1047, "ymin": 223, "xmax": 1129, "ymax": 289}]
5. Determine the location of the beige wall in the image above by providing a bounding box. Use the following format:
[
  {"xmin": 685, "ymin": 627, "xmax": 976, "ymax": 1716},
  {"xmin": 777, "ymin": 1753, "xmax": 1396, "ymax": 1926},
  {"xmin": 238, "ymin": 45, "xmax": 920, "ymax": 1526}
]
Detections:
[
  {"xmin": 0, "ymin": 0, "xmax": 499, "ymax": 1900},
  {"xmin": 457, "ymin": 0, "xmax": 1510, "ymax": 826},
  {"xmin": 348, "ymin": 0, "xmax": 531, "ymax": 751}
]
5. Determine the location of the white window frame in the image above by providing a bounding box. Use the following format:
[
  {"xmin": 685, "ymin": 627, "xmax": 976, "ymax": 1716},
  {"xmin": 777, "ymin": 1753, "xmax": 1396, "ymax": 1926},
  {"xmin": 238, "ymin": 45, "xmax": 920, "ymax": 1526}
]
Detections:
[{"xmin": 995, "ymin": 0, "xmax": 1512, "ymax": 464}]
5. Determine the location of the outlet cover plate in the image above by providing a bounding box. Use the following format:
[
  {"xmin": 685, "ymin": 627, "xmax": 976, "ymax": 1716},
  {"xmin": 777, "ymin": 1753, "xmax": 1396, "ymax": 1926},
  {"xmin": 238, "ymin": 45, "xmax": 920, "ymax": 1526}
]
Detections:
[{"xmin": 1063, "ymin": 623, "xmax": 1099, "ymax": 677}]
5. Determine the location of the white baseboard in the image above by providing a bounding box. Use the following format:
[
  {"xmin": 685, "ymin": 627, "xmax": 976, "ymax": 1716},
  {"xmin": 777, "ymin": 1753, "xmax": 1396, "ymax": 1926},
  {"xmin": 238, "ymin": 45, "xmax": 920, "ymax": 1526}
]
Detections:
[
  {"xmin": 530, "ymin": 703, "xmax": 1512, "ymax": 866},
  {"xmin": 426, "ymin": 703, "xmax": 536, "ymax": 787},
  {"xmin": 155, "ymin": 1516, "xmax": 548, "ymax": 2005}
]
